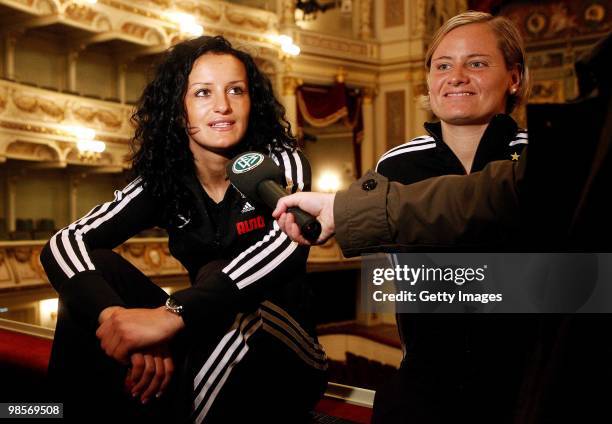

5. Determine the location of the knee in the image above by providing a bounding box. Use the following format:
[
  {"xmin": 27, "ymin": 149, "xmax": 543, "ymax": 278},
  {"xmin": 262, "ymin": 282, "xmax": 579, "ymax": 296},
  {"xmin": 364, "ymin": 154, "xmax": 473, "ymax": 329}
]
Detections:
[
  {"xmin": 88, "ymin": 249, "xmax": 125, "ymax": 270},
  {"xmin": 87, "ymin": 249, "xmax": 134, "ymax": 284}
]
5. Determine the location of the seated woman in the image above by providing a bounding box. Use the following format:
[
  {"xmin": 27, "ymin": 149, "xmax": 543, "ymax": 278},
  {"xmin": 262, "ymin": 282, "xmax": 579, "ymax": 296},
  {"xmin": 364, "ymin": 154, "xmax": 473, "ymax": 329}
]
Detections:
[
  {"xmin": 374, "ymin": 11, "xmax": 532, "ymax": 424},
  {"xmin": 41, "ymin": 35, "xmax": 327, "ymax": 423}
]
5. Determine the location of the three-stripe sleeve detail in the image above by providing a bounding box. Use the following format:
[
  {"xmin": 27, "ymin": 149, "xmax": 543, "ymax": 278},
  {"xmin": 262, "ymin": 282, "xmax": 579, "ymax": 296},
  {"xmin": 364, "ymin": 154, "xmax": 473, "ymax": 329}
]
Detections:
[
  {"xmin": 48, "ymin": 178, "xmax": 144, "ymax": 279},
  {"xmin": 222, "ymin": 221, "xmax": 297, "ymax": 290},
  {"xmin": 376, "ymin": 137, "xmax": 436, "ymax": 171},
  {"xmin": 261, "ymin": 301, "xmax": 327, "ymax": 370},
  {"xmin": 191, "ymin": 302, "xmax": 326, "ymax": 422},
  {"xmin": 192, "ymin": 311, "xmax": 262, "ymax": 424}
]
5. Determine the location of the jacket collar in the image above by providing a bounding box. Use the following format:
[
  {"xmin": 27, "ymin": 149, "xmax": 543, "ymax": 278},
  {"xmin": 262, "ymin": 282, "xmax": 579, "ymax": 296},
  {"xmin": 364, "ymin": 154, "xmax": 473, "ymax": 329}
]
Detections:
[{"xmin": 424, "ymin": 114, "xmax": 519, "ymax": 172}]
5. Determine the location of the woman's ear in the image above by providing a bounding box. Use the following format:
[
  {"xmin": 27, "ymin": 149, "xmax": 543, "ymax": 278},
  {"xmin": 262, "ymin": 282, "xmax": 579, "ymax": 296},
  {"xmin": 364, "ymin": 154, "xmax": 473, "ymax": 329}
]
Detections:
[{"xmin": 509, "ymin": 65, "xmax": 521, "ymax": 94}]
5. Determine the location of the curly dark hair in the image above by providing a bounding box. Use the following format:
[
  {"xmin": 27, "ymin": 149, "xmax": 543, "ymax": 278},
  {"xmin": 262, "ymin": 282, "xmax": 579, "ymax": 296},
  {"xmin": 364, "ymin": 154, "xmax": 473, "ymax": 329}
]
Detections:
[{"xmin": 130, "ymin": 35, "xmax": 296, "ymax": 227}]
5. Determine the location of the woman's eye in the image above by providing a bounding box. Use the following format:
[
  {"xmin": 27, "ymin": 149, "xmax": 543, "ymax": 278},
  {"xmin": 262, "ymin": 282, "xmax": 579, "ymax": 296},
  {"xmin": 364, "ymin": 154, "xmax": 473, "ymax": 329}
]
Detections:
[
  {"xmin": 195, "ymin": 89, "xmax": 210, "ymax": 97},
  {"xmin": 436, "ymin": 63, "xmax": 450, "ymax": 71},
  {"xmin": 228, "ymin": 86, "xmax": 245, "ymax": 95},
  {"xmin": 469, "ymin": 61, "xmax": 487, "ymax": 68}
]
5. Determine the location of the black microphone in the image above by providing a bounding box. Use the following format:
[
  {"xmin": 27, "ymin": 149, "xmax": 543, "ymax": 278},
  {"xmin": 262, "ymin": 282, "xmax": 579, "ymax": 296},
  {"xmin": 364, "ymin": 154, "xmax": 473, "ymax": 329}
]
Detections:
[{"xmin": 227, "ymin": 151, "xmax": 322, "ymax": 243}]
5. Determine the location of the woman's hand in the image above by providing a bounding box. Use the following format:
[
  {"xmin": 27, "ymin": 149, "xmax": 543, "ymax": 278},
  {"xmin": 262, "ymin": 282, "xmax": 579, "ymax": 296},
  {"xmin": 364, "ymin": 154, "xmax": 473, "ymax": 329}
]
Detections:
[
  {"xmin": 96, "ymin": 306, "xmax": 184, "ymax": 364},
  {"xmin": 125, "ymin": 344, "xmax": 174, "ymax": 405}
]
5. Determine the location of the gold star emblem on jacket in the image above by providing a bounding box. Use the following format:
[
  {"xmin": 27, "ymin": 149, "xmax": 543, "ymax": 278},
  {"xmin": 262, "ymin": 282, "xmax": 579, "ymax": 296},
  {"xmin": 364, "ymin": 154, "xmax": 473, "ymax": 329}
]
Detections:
[{"xmin": 511, "ymin": 152, "xmax": 520, "ymax": 161}]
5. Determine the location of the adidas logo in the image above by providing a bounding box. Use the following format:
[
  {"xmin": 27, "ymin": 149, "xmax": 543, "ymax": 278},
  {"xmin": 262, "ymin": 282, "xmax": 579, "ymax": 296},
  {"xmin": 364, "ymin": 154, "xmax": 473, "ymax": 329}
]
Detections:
[{"xmin": 241, "ymin": 202, "xmax": 255, "ymax": 213}]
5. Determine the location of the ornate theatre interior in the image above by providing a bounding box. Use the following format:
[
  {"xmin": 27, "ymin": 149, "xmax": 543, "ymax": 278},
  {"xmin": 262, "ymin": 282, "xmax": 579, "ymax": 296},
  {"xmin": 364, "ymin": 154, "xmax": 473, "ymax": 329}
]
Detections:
[{"xmin": 0, "ymin": 0, "xmax": 609, "ymax": 421}]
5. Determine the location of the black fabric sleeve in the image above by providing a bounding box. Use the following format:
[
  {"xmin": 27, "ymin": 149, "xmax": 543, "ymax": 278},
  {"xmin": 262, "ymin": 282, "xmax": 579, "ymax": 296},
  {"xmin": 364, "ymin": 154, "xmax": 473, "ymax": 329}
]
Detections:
[{"xmin": 40, "ymin": 178, "xmax": 161, "ymax": 322}]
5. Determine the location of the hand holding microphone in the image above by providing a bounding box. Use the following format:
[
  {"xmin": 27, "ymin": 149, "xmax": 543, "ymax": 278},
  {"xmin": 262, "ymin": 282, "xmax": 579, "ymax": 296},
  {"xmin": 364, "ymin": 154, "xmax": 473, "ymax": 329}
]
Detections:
[{"xmin": 227, "ymin": 152, "xmax": 322, "ymax": 243}]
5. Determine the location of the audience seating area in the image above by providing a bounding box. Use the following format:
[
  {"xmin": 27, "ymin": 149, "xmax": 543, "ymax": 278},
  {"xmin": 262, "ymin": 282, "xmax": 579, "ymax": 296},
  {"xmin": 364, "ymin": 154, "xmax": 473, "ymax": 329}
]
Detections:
[
  {"xmin": 0, "ymin": 218, "xmax": 169, "ymax": 240},
  {"xmin": 0, "ymin": 218, "xmax": 56, "ymax": 241}
]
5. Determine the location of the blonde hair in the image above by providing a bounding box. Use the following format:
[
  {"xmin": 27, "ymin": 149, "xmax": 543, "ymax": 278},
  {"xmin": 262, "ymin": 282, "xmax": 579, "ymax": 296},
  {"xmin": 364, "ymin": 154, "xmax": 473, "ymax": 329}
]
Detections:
[{"xmin": 423, "ymin": 11, "xmax": 530, "ymax": 114}]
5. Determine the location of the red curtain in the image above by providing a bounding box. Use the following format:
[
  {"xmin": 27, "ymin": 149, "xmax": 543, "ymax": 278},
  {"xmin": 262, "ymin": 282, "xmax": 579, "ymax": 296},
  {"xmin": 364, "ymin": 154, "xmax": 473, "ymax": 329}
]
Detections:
[{"xmin": 297, "ymin": 82, "xmax": 364, "ymax": 176}]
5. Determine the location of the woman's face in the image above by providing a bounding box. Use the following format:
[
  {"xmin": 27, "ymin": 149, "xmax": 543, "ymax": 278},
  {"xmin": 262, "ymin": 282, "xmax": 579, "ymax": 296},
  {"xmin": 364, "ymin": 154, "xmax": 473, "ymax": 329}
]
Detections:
[
  {"xmin": 184, "ymin": 53, "xmax": 251, "ymax": 154},
  {"xmin": 428, "ymin": 23, "xmax": 520, "ymax": 126}
]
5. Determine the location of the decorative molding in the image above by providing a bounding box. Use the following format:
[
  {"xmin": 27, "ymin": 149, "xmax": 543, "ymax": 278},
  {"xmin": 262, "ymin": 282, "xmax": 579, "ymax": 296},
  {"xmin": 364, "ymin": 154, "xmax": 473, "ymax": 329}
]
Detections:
[
  {"xmin": 73, "ymin": 106, "xmax": 122, "ymax": 129},
  {"xmin": 385, "ymin": 0, "xmax": 405, "ymax": 28},
  {"xmin": 359, "ymin": 0, "xmax": 373, "ymax": 39},
  {"xmin": 120, "ymin": 22, "xmax": 164, "ymax": 44},
  {"xmin": 280, "ymin": 0, "xmax": 296, "ymax": 26},
  {"xmin": 135, "ymin": 0, "xmax": 171, "ymax": 8},
  {"xmin": 501, "ymin": 1, "xmax": 611, "ymax": 42},
  {"xmin": 12, "ymin": 0, "xmax": 35, "ymax": 7},
  {"xmin": 35, "ymin": 0, "xmax": 56, "ymax": 14},
  {"xmin": 299, "ymin": 33, "xmax": 370, "ymax": 57},
  {"xmin": 385, "ymin": 90, "xmax": 405, "ymax": 149},
  {"xmin": 225, "ymin": 7, "xmax": 269, "ymax": 31},
  {"xmin": 65, "ymin": 147, "xmax": 114, "ymax": 165},
  {"xmin": 5, "ymin": 140, "xmax": 59, "ymax": 162},
  {"xmin": 64, "ymin": 4, "xmax": 100, "ymax": 26},
  {"xmin": 0, "ymin": 88, "xmax": 6, "ymax": 112},
  {"xmin": 175, "ymin": 0, "xmax": 222, "ymax": 22},
  {"xmin": 282, "ymin": 76, "xmax": 300, "ymax": 96},
  {"xmin": 0, "ymin": 80, "xmax": 134, "ymax": 143},
  {"xmin": 530, "ymin": 80, "xmax": 564, "ymax": 103},
  {"xmin": 362, "ymin": 87, "xmax": 375, "ymax": 104},
  {"xmin": 0, "ymin": 121, "xmax": 130, "ymax": 146},
  {"xmin": 12, "ymin": 92, "xmax": 65, "ymax": 122},
  {"xmin": 0, "ymin": 244, "xmax": 47, "ymax": 288},
  {"xmin": 412, "ymin": 0, "xmax": 427, "ymax": 36}
]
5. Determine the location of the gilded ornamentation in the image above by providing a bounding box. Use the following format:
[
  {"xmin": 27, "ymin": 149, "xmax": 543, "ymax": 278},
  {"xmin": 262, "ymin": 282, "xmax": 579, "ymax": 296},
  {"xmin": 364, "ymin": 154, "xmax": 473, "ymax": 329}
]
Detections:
[
  {"xmin": 282, "ymin": 76, "xmax": 300, "ymax": 96},
  {"xmin": 530, "ymin": 80, "xmax": 563, "ymax": 103},
  {"xmin": 500, "ymin": 2, "xmax": 609, "ymax": 41},
  {"xmin": 95, "ymin": 16, "xmax": 112, "ymax": 32},
  {"xmin": 385, "ymin": 0, "xmax": 405, "ymax": 28},
  {"xmin": 299, "ymin": 34, "xmax": 369, "ymax": 56},
  {"xmin": 96, "ymin": 110, "xmax": 122, "ymax": 128},
  {"xmin": 14, "ymin": 0, "xmax": 35, "ymax": 6},
  {"xmin": 146, "ymin": 247, "xmax": 162, "ymax": 268},
  {"xmin": 0, "ymin": 88, "xmax": 8, "ymax": 112},
  {"xmin": 0, "ymin": 121, "xmax": 130, "ymax": 145},
  {"xmin": 175, "ymin": 0, "xmax": 222, "ymax": 22},
  {"xmin": 12, "ymin": 93, "xmax": 65, "ymax": 121},
  {"xmin": 121, "ymin": 22, "xmax": 163, "ymax": 44},
  {"xmin": 38, "ymin": 99, "xmax": 64, "ymax": 120},
  {"xmin": 36, "ymin": 0, "xmax": 56, "ymax": 14},
  {"xmin": 225, "ymin": 9, "xmax": 269, "ymax": 31},
  {"xmin": 99, "ymin": 0, "xmax": 160, "ymax": 20},
  {"xmin": 280, "ymin": 0, "xmax": 296, "ymax": 25},
  {"xmin": 73, "ymin": 106, "xmax": 95, "ymax": 122},
  {"xmin": 140, "ymin": 0, "xmax": 171, "ymax": 8},
  {"xmin": 362, "ymin": 87, "xmax": 375, "ymax": 104},
  {"xmin": 13, "ymin": 246, "xmax": 32, "ymax": 263},
  {"xmin": 413, "ymin": 0, "xmax": 426, "ymax": 35},
  {"xmin": 73, "ymin": 106, "xmax": 122, "ymax": 129},
  {"xmin": 336, "ymin": 66, "xmax": 347, "ymax": 83},
  {"xmin": 31, "ymin": 247, "xmax": 45, "ymax": 278},
  {"xmin": 359, "ymin": 0, "xmax": 373, "ymax": 39},
  {"xmin": 6, "ymin": 141, "xmax": 59, "ymax": 161},
  {"xmin": 386, "ymin": 90, "xmax": 405, "ymax": 149},
  {"xmin": 64, "ymin": 4, "xmax": 99, "ymax": 25},
  {"xmin": 66, "ymin": 148, "xmax": 114, "ymax": 165},
  {"xmin": 127, "ymin": 243, "xmax": 145, "ymax": 257},
  {"xmin": 13, "ymin": 95, "xmax": 37, "ymax": 113}
]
